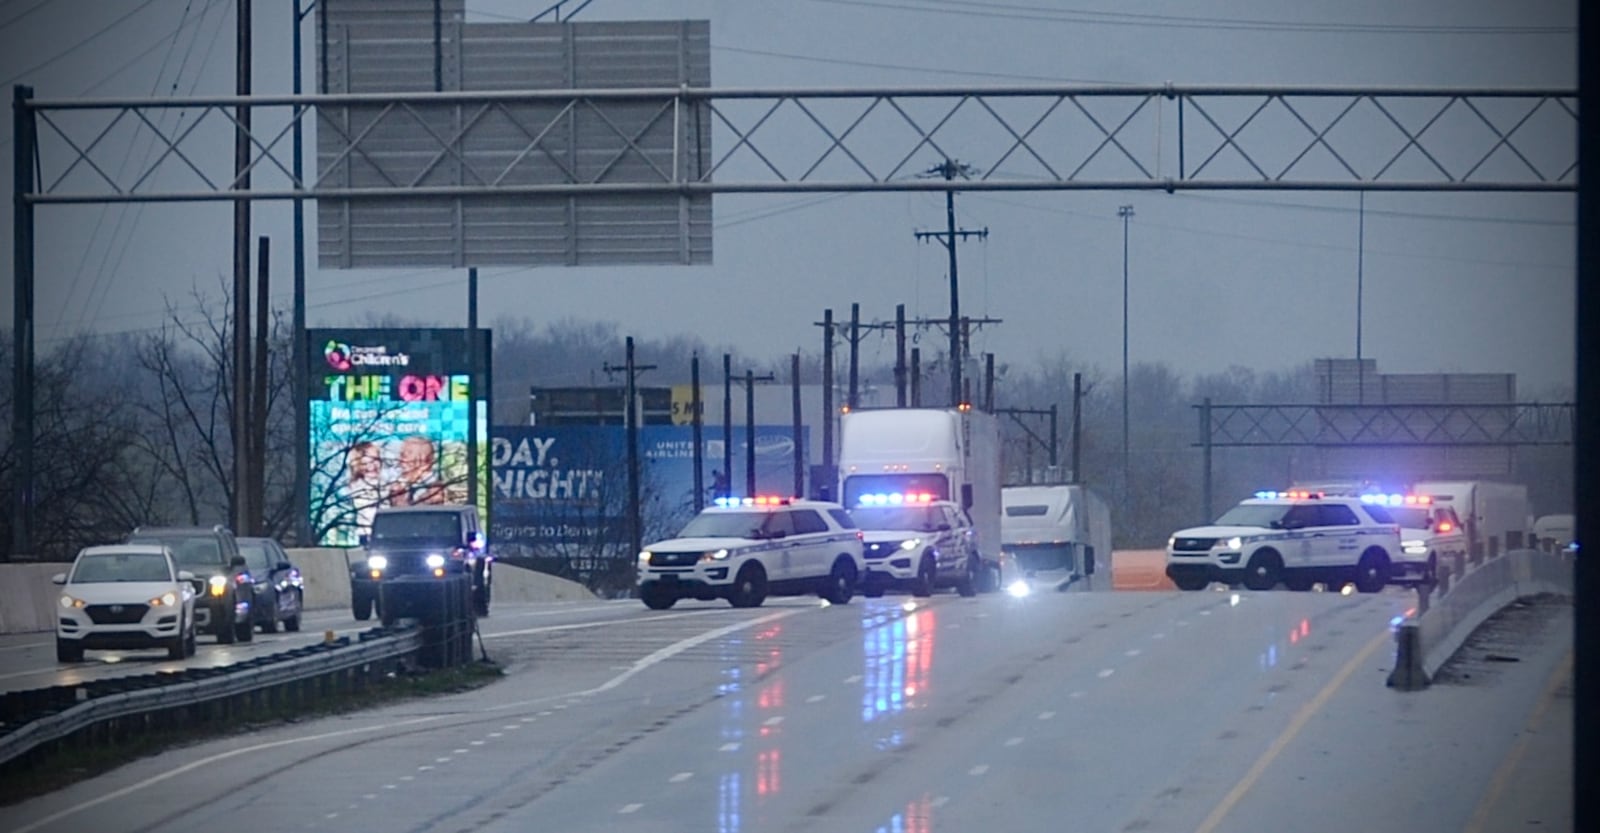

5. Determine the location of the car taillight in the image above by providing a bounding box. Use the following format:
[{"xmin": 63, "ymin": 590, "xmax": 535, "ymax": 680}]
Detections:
[{"xmin": 235, "ymin": 572, "xmax": 251, "ymax": 584}]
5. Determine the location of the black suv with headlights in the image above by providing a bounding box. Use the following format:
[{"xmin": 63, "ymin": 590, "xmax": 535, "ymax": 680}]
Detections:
[
  {"xmin": 126, "ymin": 525, "xmax": 256, "ymax": 643},
  {"xmin": 351, "ymin": 505, "xmax": 492, "ymax": 625}
]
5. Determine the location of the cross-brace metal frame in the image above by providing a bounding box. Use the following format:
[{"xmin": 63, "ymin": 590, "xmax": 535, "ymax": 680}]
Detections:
[{"xmin": 9, "ymin": 82, "xmax": 1579, "ymax": 554}]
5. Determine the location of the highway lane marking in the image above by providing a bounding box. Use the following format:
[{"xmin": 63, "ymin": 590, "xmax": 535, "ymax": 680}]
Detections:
[
  {"xmin": 969, "ymin": 764, "xmax": 990, "ymax": 776},
  {"xmin": 483, "ymin": 609, "xmax": 726, "ymax": 640},
  {"xmin": 1125, "ymin": 649, "xmax": 1142, "ymax": 657},
  {"xmin": 931, "ymin": 796, "xmax": 950, "ymax": 809},
  {"xmin": 845, "ymin": 674, "xmax": 863, "ymax": 683},
  {"xmin": 1462, "ymin": 651, "xmax": 1573, "ymax": 833},
  {"xmin": 806, "ymin": 694, "xmax": 826, "ymax": 703},
  {"xmin": 399, "ymin": 776, "xmax": 414, "ymax": 781},
  {"xmin": 437, "ymin": 756, "xmax": 453, "ymax": 762},
  {"xmin": 452, "ymin": 748, "xmax": 469, "ymax": 754},
  {"xmin": 669, "ymin": 772, "xmax": 694, "ymax": 783},
  {"xmin": 469, "ymin": 740, "xmax": 486, "ymax": 746},
  {"xmin": 720, "ymin": 742, "xmax": 740, "ymax": 752},
  {"xmin": 362, "ymin": 794, "xmax": 377, "ymax": 800},
  {"xmin": 11, "ymin": 609, "xmax": 803, "ymax": 833},
  {"xmin": 1069, "ymin": 691, "xmax": 1085, "ymax": 698},
  {"xmin": 1097, "ymin": 668, "xmax": 1115, "ymax": 678},
  {"xmin": 763, "ymin": 716, "xmax": 784, "ymax": 726},
  {"xmin": 325, "ymin": 812, "xmax": 338, "ymax": 819},
  {"xmin": 1038, "ymin": 711, "xmax": 1055, "ymax": 720},
  {"xmin": 1153, "ymin": 633, "xmax": 1166, "ymax": 640},
  {"xmin": 1192, "ymin": 627, "xmax": 1389, "ymax": 833},
  {"xmin": 619, "ymin": 803, "xmax": 644, "ymax": 814},
  {"xmin": 417, "ymin": 765, "xmax": 434, "ymax": 771},
  {"xmin": 7, "ymin": 713, "xmax": 450, "ymax": 833},
  {"xmin": 487, "ymin": 732, "xmax": 503, "ymax": 738},
  {"xmin": 1004, "ymin": 737, "xmax": 1023, "ymax": 747}
]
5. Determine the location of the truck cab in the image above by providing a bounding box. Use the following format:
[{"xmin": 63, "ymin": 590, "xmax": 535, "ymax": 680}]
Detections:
[{"xmin": 352, "ymin": 505, "xmax": 492, "ymax": 624}]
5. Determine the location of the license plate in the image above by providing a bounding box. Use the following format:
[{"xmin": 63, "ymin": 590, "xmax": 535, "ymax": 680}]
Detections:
[{"xmin": 659, "ymin": 574, "xmax": 681, "ymax": 583}]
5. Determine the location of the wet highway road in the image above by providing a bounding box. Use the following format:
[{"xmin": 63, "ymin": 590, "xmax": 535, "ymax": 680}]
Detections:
[{"xmin": 1, "ymin": 587, "xmax": 1572, "ymax": 833}]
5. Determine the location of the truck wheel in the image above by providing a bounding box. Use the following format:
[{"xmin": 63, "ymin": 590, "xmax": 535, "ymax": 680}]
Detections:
[
  {"xmin": 728, "ymin": 564, "xmax": 768, "ymax": 608},
  {"xmin": 821, "ymin": 558, "xmax": 857, "ymax": 605},
  {"xmin": 910, "ymin": 555, "xmax": 936, "ymax": 598},
  {"xmin": 956, "ymin": 557, "xmax": 979, "ymax": 598},
  {"xmin": 1242, "ymin": 551, "xmax": 1282, "ymax": 591},
  {"xmin": 640, "ymin": 583, "xmax": 678, "ymax": 610},
  {"xmin": 1354, "ymin": 550, "xmax": 1390, "ymax": 594}
]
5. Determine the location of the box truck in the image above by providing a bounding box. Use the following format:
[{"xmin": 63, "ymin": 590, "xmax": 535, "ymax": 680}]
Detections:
[
  {"xmin": 1411, "ymin": 480, "xmax": 1531, "ymax": 562},
  {"xmin": 1001, "ymin": 484, "xmax": 1112, "ymax": 588},
  {"xmin": 838, "ymin": 406, "xmax": 1003, "ymax": 591}
]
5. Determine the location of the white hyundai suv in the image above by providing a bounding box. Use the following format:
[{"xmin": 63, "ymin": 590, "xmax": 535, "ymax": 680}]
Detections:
[
  {"xmin": 637, "ymin": 497, "xmax": 865, "ymax": 609},
  {"xmin": 54, "ymin": 544, "xmax": 198, "ymax": 662},
  {"xmin": 1165, "ymin": 490, "xmax": 1402, "ymax": 593}
]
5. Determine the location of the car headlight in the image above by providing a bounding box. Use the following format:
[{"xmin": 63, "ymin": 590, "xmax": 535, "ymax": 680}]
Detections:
[
  {"xmin": 367, "ymin": 554, "xmax": 388, "ymax": 571},
  {"xmin": 425, "ymin": 553, "xmax": 447, "ymax": 569},
  {"xmin": 59, "ymin": 595, "xmax": 85, "ymax": 609},
  {"xmin": 150, "ymin": 591, "xmax": 178, "ymax": 607},
  {"xmin": 208, "ymin": 575, "xmax": 228, "ymax": 597},
  {"xmin": 699, "ymin": 548, "xmax": 731, "ymax": 562},
  {"xmin": 899, "ymin": 539, "xmax": 921, "ymax": 551},
  {"xmin": 638, "ymin": 550, "xmax": 653, "ymax": 566},
  {"xmin": 1167, "ymin": 536, "xmax": 1176, "ymax": 549},
  {"xmin": 1403, "ymin": 540, "xmax": 1428, "ymax": 555},
  {"xmin": 1223, "ymin": 537, "xmax": 1243, "ymax": 551}
]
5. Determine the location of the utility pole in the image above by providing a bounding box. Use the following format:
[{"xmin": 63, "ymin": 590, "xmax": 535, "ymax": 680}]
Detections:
[
  {"xmin": 691, "ymin": 354, "xmax": 704, "ymax": 511},
  {"xmin": 1356, "ymin": 190, "xmax": 1366, "ymax": 405},
  {"xmin": 467, "ymin": 267, "xmax": 480, "ymax": 510},
  {"xmin": 722, "ymin": 353, "xmax": 733, "ymax": 500},
  {"xmin": 910, "ymin": 348, "xmax": 922, "ymax": 407},
  {"xmin": 791, "ymin": 354, "xmax": 804, "ymax": 498},
  {"xmin": 291, "ymin": 0, "xmax": 313, "ymax": 544},
  {"xmin": 1072, "ymin": 372, "xmax": 1083, "ymax": 485},
  {"xmin": 1118, "ymin": 204, "xmax": 1134, "ymax": 502},
  {"xmin": 915, "ymin": 158, "xmax": 988, "ymax": 407},
  {"xmin": 733, "ymin": 368, "xmax": 777, "ymax": 495},
  {"xmin": 848, "ymin": 302, "xmax": 861, "ymax": 409},
  {"xmin": 232, "ymin": 0, "xmax": 253, "ymax": 535},
  {"xmin": 894, "ymin": 304, "xmax": 907, "ymax": 407},
  {"xmin": 820, "ymin": 310, "xmax": 834, "ymax": 490},
  {"xmin": 604, "ymin": 338, "xmax": 655, "ymax": 565},
  {"xmin": 251, "ymin": 237, "xmax": 269, "ymax": 536}
]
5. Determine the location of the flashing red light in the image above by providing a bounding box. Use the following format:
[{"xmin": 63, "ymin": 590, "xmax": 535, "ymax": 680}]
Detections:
[{"xmin": 1437, "ymin": 521, "xmax": 1454, "ymax": 532}]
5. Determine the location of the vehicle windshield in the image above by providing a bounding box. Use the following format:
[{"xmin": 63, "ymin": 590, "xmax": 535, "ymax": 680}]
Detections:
[
  {"xmin": 71, "ymin": 552, "xmax": 172, "ymax": 583},
  {"xmin": 131, "ymin": 535, "xmax": 220, "ymax": 569},
  {"xmin": 371, "ymin": 512, "xmax": 461, "ymax": 542},
  {"xmin": 1213, "ymin": 503, "xmax": 1289, "ymax": 528},
  {"xmin": 677, "ymin": 511, "xmax": 768, "ymax": 539},
  {"xmin": 849, "ymin": 506, "xmax": 943, "ymax": 532},
  {"xmin": 238, "ymin": 540, "xmax": 276, "ymax": 572},
  {"xmin": 1388, "ymin": 507, "xmax": 1431, "ymax": 529}
]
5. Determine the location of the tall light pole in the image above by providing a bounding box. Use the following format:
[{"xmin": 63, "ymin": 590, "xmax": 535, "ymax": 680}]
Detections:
[
  {"xmin": 1118, "ymin": 204, "xmax": 1134, "ymax": 499},
  {"xmin": 1356, "ymin": 190, "xmax": 1365, "ymax": 404}
]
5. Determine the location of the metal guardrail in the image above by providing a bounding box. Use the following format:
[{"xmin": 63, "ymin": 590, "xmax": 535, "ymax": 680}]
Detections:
[{"xmin": 0, "ymin": 628, "xmax": 422, "ymax": 768}]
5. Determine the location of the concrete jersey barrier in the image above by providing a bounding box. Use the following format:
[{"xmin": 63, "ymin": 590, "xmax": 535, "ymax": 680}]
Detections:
[{"xmin": 1388, "ymin": 548, "xmax": 1574, "ymax": 690}]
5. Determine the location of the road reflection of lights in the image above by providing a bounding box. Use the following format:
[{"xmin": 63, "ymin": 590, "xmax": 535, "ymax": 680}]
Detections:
[
  {"xmin": 861, "ymin": 609, "xmax": 936, "ymax": 727},
  {"xmin": 718, "ymin": 772, "xmax": 741, "ymax": 833},
  {"xmin": 901, "ymin": 601, "xmax": 917, "ymax": 613},
  {"xmin": 1229, "ymin": 593, "xmax": 1241, "ymax": 607},
  {"xmin": 876, "ymin": 794, "xmax": 934, "ymax": 833},
  {"xmin": 756, "ymin": 748, "xmax": 781, "ymax": 797},
  {"xmin": 1006, "ymin": 579, "xmax": 1031, "ymax": 598},
  {"xmin": 1339, "ymin": 583, "xmax": 1355, "ymax": 596}
]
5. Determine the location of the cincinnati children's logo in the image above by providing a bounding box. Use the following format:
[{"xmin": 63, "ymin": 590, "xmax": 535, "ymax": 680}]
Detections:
[
  {"xmin": 324, "ymin": 340, "xmax": 411, "ymax": 371},
  {"xmin": 323, "ymin": 340, "xmax": 352, "ymax": 370}
]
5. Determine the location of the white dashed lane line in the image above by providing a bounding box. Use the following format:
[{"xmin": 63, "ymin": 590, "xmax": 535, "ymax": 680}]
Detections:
[
  {"xmin": 763, "ymin": 716, "xmax": 784, "ymax": 727},
  {"xmin": 720, "ymin": 742, "xmax": 740, "ymax": 752},
  {"xmin": 669, "ymin": 772, "xmax": 694, "ymax": 783},
  {"xmin": 806, "ymin": 694, "xmax": 826, "ymax": 703},
  {"xmin": 1125, "ymin": 649, "xmax": 1141, "ymax": 657},
  {"xmin": 1038, "ymin": 711, "xmax": 1055, "ymax": 720},
  {"xmin": 844, "ymin": 674, "xmax": 863, "ymax": 684},
  {"xmin": 1004, "ymin": 737, "xmax": 1024, "ymax": 747},
  {"xmin": 969, "ymin": 764, "xmax": 990, "ymax": 776},
  {"xmin": 1097, "ymin": 668, "xmax": 1115, "ymax": 678},
  {"xmin": 931, "ymin": 796, "xmax": 950, "ymax": 809},
  {"xmin": 619, "ymin": 803, "xmax": 644, "ymax": 814},
  {"xmin": 1070, "ymin": 691, "xmax": 1086, "ymax": 699}
]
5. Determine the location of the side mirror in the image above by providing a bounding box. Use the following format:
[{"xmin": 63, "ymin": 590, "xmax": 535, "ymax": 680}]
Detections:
[
  {"xmin": 359, "ymin": 533, "xmax": 371, "ymax": 547},
  {"xmin": 230, "ymin": 554, "xmax": 247, "ymax": 568},
  {"xmin": 177, "ymin": 570, "xmax": 196, "ymax": 582},
  {"xmin": 276, "ymin": 561, "xmax": 293, "ymax": 572},
  {"xmin": 51, "ymin": 573, "xmax": 66, "ymax": 585},
  {"xmin": 469, "ymin": 531, "xmax": 485, "ymax": 550}
]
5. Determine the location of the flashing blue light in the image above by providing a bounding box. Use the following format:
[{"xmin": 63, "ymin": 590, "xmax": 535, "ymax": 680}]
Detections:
[{"xmin": 1255, "ymin": 490, "xmax": 1278, "ymax": 500}]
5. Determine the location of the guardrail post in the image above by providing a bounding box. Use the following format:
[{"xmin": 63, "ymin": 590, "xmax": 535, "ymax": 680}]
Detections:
[{"xmin": 1387, "ymin": 620, "xmax": 1429, "ymax": 691}]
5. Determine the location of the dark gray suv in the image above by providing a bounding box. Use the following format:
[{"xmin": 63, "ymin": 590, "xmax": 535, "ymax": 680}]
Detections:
[{"xmin": 127, "ymin": 526, "xmax": 256, "ymax": 643}]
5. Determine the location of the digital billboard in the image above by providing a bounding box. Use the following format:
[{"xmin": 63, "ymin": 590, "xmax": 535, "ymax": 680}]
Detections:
[{"xmin": 307, "ymin": 328, "xmax": 491, "ymax": 547}]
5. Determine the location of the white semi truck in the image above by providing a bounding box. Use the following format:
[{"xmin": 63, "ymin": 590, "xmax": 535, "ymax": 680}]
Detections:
[
  {"xmin": 838, "ymin": 406, "xmax": 1004, "ymax": 591},
  {"xmin": 1001, "ymin": 484, "xmax": 1112, "ymax": 589}
]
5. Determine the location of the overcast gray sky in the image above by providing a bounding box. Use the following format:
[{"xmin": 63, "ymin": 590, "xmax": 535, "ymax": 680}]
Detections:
[{"xmin": 0, "ymin": 0, "xmax": 1579, "ymax": 396}]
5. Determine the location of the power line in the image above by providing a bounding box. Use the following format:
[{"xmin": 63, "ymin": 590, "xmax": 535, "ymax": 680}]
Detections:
[
  {"xmin": 1, "ymin": 0, "xmax": 166, "ymax": 87},
  {"xmin": 712, "ymin": 44, "xmax": 1123, "ymax": 85},
  {"xmin": 0, "ymin": 0, "xmax": 51, "ymax": 32},
  {"xmin": 806, "ymin": 0, "xmax": 1573, "ymax": 35}
]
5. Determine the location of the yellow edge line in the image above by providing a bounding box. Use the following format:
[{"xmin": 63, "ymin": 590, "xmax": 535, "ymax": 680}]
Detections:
[
  {"xmin": 1193, "ymin": 627, "xmax": 1389, "ymax": 833},
  {"xmin": 1462, "ymin": 650, "xmax": 1573, "ymax": 833}
]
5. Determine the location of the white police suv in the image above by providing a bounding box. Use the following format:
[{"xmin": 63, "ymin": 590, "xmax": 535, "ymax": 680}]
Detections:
[
  {"xmin": 848, "ymin": 493, "xmax": 979, "ymax": 598},
  {"xmin": 1165, "ymin": 490, "xmax": 1402, "ymax": 593},
  {"xmin": 637, "ymin": 497, "xmax": 865, "ymax": 609}
]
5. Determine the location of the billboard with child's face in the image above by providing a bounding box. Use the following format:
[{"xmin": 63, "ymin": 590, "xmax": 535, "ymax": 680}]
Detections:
[{"xmin": 307, "ymin": 328, "xmax": 491, "ymax": 547}]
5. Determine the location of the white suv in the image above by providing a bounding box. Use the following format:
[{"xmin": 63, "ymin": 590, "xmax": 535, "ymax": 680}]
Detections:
[
  {"xmin": 1165, "ymin": 490, "xmax": 1402, "ymax": 593},
  {"xmin": 54, "ymin": 544, "xmax": 198, "ymax": 662},
  {"xmin": 637, "ymin": 498, "xmax": 865, "ymax": 609}
]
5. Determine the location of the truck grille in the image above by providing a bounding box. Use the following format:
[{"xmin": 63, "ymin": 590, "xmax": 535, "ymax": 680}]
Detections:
[
  {"xmin": 86, "ymin": 604, "xmax": 149, "ymax": 624},
  {"xmin": 1171, "ymin": 537, "xmax": 1216, "ymax": 553}
]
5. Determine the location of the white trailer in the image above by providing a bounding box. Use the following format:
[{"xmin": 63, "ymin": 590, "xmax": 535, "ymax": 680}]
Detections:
[
  {"xmin": 1411, "ymin": 480, "xmax": 1532, "ymax": 560},
  {"xmin": 1000, "ymin": 484, "xmax": 1112, "ymax": 587},
  {"xmin": 838, "ymin": 407, "xmax": 1004, "ymax": 589}
]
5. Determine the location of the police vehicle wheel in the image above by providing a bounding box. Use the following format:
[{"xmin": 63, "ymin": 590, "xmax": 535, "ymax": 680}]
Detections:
[
  {"xmin": 1242, "ymin": 551, "xmax": 1282, "ymax": 591},
  {"xmin": 1284, "ymin": 575, "xmax": 1314, "ymax": 592},
  {"xmin": 640, "ymin": 584, "xmax": 678, "ymax": 610},
  {"xmin": 956, "ymin": 557, "xmax": 979, "ymax": 597},
  {"xmin": 910, "ymin": 556, "xmax": 936, "ymax": 598},
  {"xmin": 728, "ymin": 564, "xmax": 768, "ymax": 608},
  {"xmin": 1354, "ymin": 550, "xmax": 1390, "ymax": 594},
  {"xmin": 1172, "ymin": 574, "xmax": 1209, "ymax": 591},
  {"xmin": 821, "ymin": 558, "xmax": 857, "ymax": 605}
]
